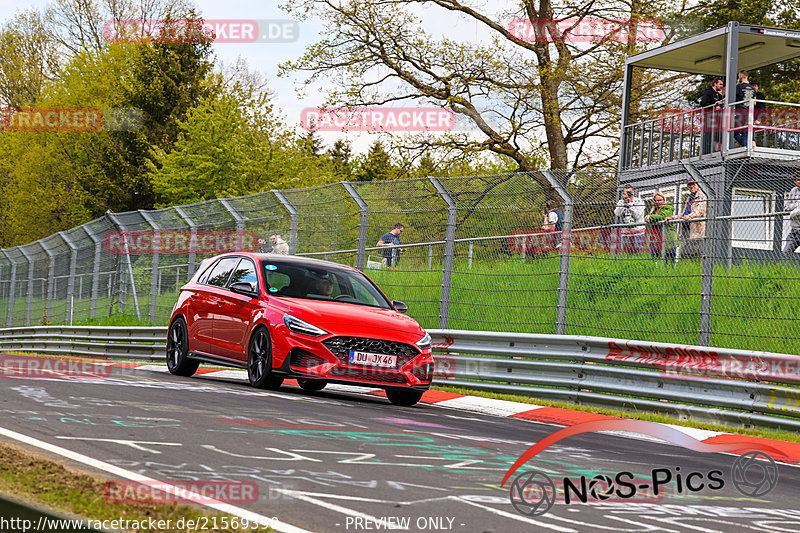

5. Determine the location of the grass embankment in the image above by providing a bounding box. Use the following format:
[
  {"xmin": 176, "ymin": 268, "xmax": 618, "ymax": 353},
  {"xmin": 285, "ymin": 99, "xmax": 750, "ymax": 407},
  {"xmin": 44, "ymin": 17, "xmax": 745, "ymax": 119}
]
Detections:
[{"xmin": 5, "ymin": 254, "xmax": 795, "ymax": 354}]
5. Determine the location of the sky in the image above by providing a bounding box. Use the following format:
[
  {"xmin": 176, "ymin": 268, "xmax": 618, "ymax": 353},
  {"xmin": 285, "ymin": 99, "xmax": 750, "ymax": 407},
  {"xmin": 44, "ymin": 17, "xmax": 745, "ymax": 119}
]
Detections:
[{"xmin": 0, "ymin": 0, "xmax": 492, "ymax": 155}]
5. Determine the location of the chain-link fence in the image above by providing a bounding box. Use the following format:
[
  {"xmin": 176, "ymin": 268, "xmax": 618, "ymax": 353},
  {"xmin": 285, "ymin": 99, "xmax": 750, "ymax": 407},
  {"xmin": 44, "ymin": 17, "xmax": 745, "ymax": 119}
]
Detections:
[{"xmin": 0, "ymin": 160, "xmax": 798, "ymax": 354}]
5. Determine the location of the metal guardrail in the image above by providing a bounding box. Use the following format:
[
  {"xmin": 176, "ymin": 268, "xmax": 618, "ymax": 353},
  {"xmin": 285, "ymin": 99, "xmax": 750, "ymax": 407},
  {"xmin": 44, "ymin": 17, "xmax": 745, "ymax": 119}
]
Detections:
[{"xmin": 1, "ymin": 326, "xmax": 799, "ymax": 431}]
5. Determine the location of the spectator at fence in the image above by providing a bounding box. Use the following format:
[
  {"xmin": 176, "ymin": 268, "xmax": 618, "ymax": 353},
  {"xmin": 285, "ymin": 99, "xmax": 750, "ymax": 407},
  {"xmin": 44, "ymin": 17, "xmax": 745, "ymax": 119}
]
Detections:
[
  {"xmin": 784, "ymin": 172, "xmax": 800, "ymax": 255},
  {"xmin": 734, "ymin": 70, "xmax": 756, "ymax": 148},
  {"xmin": 377, "ymin": 223, "xmax": 404, "ymax": 268},
  {"xmin": 270, "ymin": 234, "xmax": 289, "ymax": 254},
  {"xmin": 541, "ymin": 199, "xmax": 564, "ymax": 249},
  {"xmin": 614, "ymin": 184, "xmax": 645, "ymax": 252},
  {"xmin": 257, "ymin": 236, "xmax": 272, "ymax": 253},
  {"xmin": 645, "ymin": 192, "xmax": 678, "ymax": 262},
  {"xmin": 701, "ymin": 78, "xmax": 724, "ymax": 155},
  {"xmin": 670, "ymin": 177, "xmax": 707, "ymax": 259}
]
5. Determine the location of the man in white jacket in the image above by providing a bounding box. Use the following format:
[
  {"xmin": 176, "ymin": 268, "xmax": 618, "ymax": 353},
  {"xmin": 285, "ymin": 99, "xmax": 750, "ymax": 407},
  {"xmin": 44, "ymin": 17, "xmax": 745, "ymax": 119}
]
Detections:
[
  {"xmin": 614, "ymin": 184, "xmax": 646, "ymax": 253},
  {"xmin": 785, "ymin": 173, "xmax": 800, "ymax": 255}
]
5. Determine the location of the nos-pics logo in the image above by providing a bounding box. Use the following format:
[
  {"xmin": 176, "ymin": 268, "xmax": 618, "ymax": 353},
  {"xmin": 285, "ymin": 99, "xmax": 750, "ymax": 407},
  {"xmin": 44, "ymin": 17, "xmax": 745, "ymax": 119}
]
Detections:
[{"xmin": 502, "ymin": 419, "xmax": 783, "ymax": 517}]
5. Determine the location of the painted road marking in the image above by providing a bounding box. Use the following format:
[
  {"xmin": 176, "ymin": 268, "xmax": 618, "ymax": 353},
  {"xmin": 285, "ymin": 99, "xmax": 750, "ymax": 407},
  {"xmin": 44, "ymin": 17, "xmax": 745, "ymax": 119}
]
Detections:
[{"xmin": 0, "ymin": 426, "xmax": 312, "ymax": 533}]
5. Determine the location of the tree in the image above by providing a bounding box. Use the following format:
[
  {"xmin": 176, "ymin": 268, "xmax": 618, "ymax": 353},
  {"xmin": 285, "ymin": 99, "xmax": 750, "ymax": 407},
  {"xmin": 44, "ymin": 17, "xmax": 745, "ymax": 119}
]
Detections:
[
  {"xmin": 0, "ymin": 11, "xmax": 59, "ymax": 106},
  {"xmin": 354, "ymin": 141, "xmax": 402, "ymax": 181},
  {"xmin": 328, "ymin": 139, "xmax": 353, "ymax": 179},
  {"xmin": 300, "ymin": 128, "xmax": 325, "ymax": 158},
  {"xmin": 281, "ymin": 0, "xmax": 681, "ymax": 182}
]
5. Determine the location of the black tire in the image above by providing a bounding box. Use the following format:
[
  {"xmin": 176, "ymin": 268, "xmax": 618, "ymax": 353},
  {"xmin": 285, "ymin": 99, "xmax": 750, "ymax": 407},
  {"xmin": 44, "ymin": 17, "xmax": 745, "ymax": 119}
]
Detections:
[
  {"xmin": 166, "ymin": 317, "xmax": 199, "ymax": 377},
  {"xmin": 247, "ymin": 327, "xmax": 283, "ymax": 389},
  {"xmin": 297, "ymin": 378, "xmax": 326, "ymax": 392},
  {"xmin": 386, "ymin": 388, "xmax": 424, "ymax": 406}
]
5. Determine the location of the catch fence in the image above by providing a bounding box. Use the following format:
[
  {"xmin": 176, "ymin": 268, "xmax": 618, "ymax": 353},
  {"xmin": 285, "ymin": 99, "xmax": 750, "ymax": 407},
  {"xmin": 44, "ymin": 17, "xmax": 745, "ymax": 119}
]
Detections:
[{"xmin": 0, "ymin": 161, "xmax": 798, "ymax": 354}]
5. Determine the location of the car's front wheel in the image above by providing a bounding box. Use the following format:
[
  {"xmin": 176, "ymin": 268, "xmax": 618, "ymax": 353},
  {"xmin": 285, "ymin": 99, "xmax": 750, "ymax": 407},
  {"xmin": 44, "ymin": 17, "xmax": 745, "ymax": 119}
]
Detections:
[
  {"xmin": 297, "ymin": 378, "xmax": 327, "ymax": 392},
  {"xmin": 247, "ymin": 327, "xmax": 283, "ymax": 389},
  {"xmin": 386, "ymin": 388, "xmax": 424, "ymax": 406},
  {"xmin": 166, "ymin": 317, "xmax": 199, "ymax": 377}
]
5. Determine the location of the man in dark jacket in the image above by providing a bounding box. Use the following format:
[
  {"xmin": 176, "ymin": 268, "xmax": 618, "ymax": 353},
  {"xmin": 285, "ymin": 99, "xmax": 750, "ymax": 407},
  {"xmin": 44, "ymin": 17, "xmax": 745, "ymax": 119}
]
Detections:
[
  {"xmin": 734, "ymin": 71, "xmax": 756, "ymax": 148},
  {"xmin": 701, "ymin": 78, "xmax": 724, "ymax": 154}
]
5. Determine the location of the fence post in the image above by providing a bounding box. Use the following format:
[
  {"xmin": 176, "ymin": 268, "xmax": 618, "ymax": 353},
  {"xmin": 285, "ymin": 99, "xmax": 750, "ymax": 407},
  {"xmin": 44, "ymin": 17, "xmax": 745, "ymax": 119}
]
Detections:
[
  {"xmin": 18, "ymin": 247, "xmax": 34, "ymax": 326},
  {"xmin": 541, "ymin": 170, "xmax": 574, "ymax": 335},
  {"xmin": 139, "ymin": 210, "xmax": 160, "ymax": 323},
  {"xmin": 218, "ymin": 199, "xmax": 245, "ymax": 252},
  {"xmin": 273, "ymin": 190, "xmax": 299, "ymax": 255},
  {"xmin": 40, "ymin": 240, "xmax": 55, "ymax": 322},
  {"xmin": 341, "ymin": 181, "xmax": 369, "ymax": 270},
  {"xmin": 59, "ymin": 231, "xmax": 78, "ymax": 324},
  {"xmin": 173, "ymin": 206, "xmax": 197, "ymax": 280},
  {"xmin": 84, "ymin": 223, "xmax": 103, "ymax": 319},
  {"xmin": 0, "ymin": 249, "xmax": 16, "ymax": 327},
  {"xmin": 105, "ymin": 211, "xmax": 141, "ymax": 320},
  {"xmin": 682, "ymin": 162, "xmax": 716, "ymax": 346},
  {"xmin": 429, "ymin": 176, "xmax": 457, "ymax": 329}
]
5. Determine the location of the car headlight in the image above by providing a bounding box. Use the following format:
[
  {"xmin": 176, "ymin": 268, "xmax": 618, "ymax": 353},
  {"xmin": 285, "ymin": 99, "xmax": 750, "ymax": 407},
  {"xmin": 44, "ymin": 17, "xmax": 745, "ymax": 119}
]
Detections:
[
  {"xmin": 283, "ymin": 314, "xmax": 329, "ymax": 337},
  {"xmin": 415, "ymin": 332, "xmax": 431, "ymax": 350}
]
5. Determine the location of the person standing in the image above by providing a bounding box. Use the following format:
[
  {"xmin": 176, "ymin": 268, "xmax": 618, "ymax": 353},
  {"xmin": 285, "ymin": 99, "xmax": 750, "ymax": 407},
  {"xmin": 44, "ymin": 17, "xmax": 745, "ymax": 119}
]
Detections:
[
  {"xmin": 784, "ymin": 172, "xmax": 800, "ymax": 255},
  {"xmin": 644, "ymin": 192, "xmax": 678, "ymax": 262},
  {"xmin": 700, "ymin": 78, "xmax": 724, "ymax": 154},
  {"xmin": 670, "ymin": 177, "xmax": 707, "ymax": 259},
  {"xmin": 270, "ymin": 234, "xmax": 289, "ymax": 255},
  {"xmin": 377, "ymin": 223, "xmax": 404, "ymax": 268},
  {"xmin": 613, "ymin": 184, "xmax": 646, "ymax": 253},
  {"xmin": 734, "ymin": 70, "xmax": 756, "ymax": 148},
  {"xmin": 541, "ymin": 199, "xmax": 564, "ymax": 249}
]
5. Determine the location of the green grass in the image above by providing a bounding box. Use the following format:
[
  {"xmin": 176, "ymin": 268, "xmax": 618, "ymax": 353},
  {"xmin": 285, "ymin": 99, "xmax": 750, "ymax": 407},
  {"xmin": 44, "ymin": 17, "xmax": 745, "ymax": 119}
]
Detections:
[{"xmin": 2, "ymin": 253, "xmax": 798, "ymax": 354}]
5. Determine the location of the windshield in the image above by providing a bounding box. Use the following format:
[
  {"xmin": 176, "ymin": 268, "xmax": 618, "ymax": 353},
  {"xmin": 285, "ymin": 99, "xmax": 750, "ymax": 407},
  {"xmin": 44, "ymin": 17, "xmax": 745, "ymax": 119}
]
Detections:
[{"xmin": 261, "ymin": 261, "xmax": 391, "ymax": 309}]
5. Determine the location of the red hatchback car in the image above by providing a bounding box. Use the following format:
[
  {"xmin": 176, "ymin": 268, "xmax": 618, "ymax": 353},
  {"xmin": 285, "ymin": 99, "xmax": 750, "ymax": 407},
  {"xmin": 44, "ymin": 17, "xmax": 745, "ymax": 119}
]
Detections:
[{"xmin": 166, "ymin": 253, "xmax": 433, "ymax": 406}]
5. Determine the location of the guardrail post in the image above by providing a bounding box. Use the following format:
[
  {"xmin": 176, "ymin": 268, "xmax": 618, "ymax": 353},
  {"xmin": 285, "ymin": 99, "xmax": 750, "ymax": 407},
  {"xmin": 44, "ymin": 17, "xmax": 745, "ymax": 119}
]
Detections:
[
  {"xmin": 341, "ymin": 181, "xmax": 369, "ymax": 270},
  {"xmin": 139, "ymin": 211, "xmax": 160, "ymax": 323},
  {"xmin": 429, "ymin": 176, "xmax": 456, "ymax": 329},
  {"xmin": 0, "ymin": 250, "xmax": 16, "ymax": 327},
  {"xmin": 58, "ymin": 232, "xmax": 78, "ymax": 324},
  {"xmin": 273, "ymin": 190, "xmax": 299, "ymax": 255},
  {"xmin": 17, "ymin": 247, "xmax": 34, "ymax": 326},
  {"xmin": 105, "ymin": 211, "xmax": 141, "ymax": 321},
  {"xmin": 681, "ymin": 162, "xmax": 716, "ymax": 346},
  {"xmin": 83, "ymin": 223, "xmax": 103, "ymax": 319},
  {"xmin": 40, "ymin": 240, "xmax": 55, "ymax": 322},
  {"xmin": 541, "ymin": 170, "xmax": 574, "ymax": 335},
  {"xmin": 173, "ymin": 206, "xmax": 197, "ymax": 280},
  {"xmin": 218, "ymin": 199, "xmax": 245, "ymax": 252}
]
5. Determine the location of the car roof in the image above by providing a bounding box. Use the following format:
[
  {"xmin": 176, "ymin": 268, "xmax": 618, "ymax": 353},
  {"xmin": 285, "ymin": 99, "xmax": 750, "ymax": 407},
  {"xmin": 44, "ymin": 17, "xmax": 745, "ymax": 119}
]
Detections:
[{"xmin": 215, "ymin": 252, "xmax": 358, "ymax": 274}]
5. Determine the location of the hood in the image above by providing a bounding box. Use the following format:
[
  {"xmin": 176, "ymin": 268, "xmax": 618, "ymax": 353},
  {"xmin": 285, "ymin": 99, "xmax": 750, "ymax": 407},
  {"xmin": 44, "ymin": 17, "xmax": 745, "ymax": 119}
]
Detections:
[{"xmin": 273, "ymin": 298, "xmax": 424, "ymax": 336}]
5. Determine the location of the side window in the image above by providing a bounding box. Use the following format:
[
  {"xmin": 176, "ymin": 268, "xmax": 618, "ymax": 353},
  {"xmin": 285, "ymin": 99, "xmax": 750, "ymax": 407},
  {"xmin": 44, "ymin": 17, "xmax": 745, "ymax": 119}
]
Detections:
[
  {"xmin": 228, "ymin": 258, "xmax": 258, "ymax": 288},
  {"xmin": 264, "ymin": 272, "xmax": 290, "ymax": 293},
  {"xmin": 196, "ymin": 259, "xmax": 218, "ymax": 284},
  {"xmin": 205, "ymin": 257, "xmax": 239, "ymax": 287}
]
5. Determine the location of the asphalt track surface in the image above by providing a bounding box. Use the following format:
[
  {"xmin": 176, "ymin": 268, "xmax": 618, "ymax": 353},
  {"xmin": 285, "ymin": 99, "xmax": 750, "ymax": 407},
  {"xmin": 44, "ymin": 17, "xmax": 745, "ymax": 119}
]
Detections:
[{"xmin": 1, "ymin": 356, "xmax": 799, "ymax": 533}]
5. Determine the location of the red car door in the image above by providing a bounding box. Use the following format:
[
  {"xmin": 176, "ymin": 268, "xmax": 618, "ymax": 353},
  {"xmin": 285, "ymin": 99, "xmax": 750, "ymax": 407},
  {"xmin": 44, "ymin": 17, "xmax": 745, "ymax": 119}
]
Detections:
[
  {"xmin": 190, "ymin": 256, "xmax": 239, "ymax": 355},
  {"xmin": 214, "ymin": 257, "xmax": 260, "ymax": 362}
]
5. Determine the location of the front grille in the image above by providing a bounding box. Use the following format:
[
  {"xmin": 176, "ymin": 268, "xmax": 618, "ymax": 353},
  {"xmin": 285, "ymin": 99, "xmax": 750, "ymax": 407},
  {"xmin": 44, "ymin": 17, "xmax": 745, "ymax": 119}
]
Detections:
[
  {"xmin": 322, "ymin": 337, "xmax": 418, "ymax": 368},
  {"xmin": 327, "ymin": 366, "xmax": 407, "ymax": 384},
  {"xmin": 289, "ymin": 349, "xmax": 327, "ymax": 369}
]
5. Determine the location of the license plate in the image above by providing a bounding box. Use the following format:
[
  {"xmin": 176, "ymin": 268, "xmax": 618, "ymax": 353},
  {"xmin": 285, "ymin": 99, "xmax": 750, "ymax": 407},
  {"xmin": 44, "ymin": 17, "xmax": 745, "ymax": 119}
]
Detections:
[{"xmin": 348, "ymin": 350, "xmax": 397, "ymax": 368}]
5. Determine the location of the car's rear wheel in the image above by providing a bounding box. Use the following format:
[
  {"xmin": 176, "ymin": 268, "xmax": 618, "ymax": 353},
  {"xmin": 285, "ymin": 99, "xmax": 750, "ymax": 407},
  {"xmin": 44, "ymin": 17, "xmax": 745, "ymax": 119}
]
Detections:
[
  {"xmin": 248, "ymin": 327, "xmax": 283, "ymax": 389},
  {"xmin": 297, "ymin": 378, "xmax": 326, "ymax": 392},
  {"xmin": 166, "ymin": 317, "xmax": 199, "ymax": 377},
  {"xmin": 386, "ymin": 388, "xmax": 424, "ymax": 406}
]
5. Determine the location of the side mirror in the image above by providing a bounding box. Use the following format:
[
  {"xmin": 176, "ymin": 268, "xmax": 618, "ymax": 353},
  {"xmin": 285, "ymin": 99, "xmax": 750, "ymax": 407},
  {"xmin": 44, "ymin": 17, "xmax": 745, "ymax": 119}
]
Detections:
[
  {"xmin": 392, "ymin": 300, "xmax": 408, "ymax": 313},
  {"xmin": 230, "ymin": 282, "xmax": 258, "ymax": 297}
]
